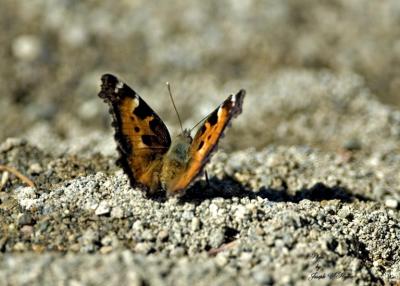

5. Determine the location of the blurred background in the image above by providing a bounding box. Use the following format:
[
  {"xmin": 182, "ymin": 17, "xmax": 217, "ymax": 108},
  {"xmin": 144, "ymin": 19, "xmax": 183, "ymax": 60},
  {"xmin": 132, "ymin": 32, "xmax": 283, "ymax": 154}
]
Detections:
[{"xmin": 1, "ymin": 0, "xmax": 400, "ymax": 154}]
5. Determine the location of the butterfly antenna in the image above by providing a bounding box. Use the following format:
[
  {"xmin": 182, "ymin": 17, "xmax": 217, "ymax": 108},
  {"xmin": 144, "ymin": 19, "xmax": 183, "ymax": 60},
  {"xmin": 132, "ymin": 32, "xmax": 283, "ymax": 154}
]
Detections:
[
  {"xmin": 190, "ymin": 111, "xmax": 212, "ymax": 133},
  {"xmin": 166, "ymin": 82, "xmax": 184, "ymax": 134}
]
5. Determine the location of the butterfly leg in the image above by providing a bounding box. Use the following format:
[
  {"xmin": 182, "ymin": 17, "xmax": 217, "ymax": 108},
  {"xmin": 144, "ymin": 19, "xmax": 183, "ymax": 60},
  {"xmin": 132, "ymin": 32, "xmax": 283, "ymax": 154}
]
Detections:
[
  {"xmin": 205, "ymin": 170, "xmax": 210, "ymax": 187},
  {"xmin": 203, "ymin": 170, "xmax": 220, "ymax": 195}
]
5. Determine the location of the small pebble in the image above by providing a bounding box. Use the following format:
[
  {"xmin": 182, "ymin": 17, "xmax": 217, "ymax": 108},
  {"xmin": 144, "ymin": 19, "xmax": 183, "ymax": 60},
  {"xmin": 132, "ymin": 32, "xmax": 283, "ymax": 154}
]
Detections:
[
  {"xmin": 28, "ymin": 163, "xmax": 43, "ymax": 175},
  {"xmin": 111, "ymin": 206, "xmax": 124, "ymax": 218},
  {"xmin": 17, "ymin": 213, "xmax": 35, "ymax": 226},
  {"xmin": 95, "ymin": 201, "xmax": 110, "ymax": 215},
  {"xmin": 385, "ymin": 198, "xmax": 398, "ymax": 209},
  {"xmin": 157, "ymin": 229, "xmax": 169, "ymax": 241},
  {"xmin": 191, "ymin": 217, "xmax": 201, "ymax": 232},
  {"xmin": 12, "ymin": 35, "xmax": 40, "ymax": 61},
  {"xmin": 100, "ymin": 246, "xmax": 113, "ymax": 254},
  {"xmin": 20, "ymin": 225, "xmax": 34, "ymax": 237}
]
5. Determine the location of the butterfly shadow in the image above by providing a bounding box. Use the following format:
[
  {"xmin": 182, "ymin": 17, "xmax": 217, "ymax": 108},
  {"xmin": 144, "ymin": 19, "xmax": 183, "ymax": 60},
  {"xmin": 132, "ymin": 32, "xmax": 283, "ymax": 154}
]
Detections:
[{"xmin": 179, "ymin": 176, "xmax": 371, "ymax": 205}]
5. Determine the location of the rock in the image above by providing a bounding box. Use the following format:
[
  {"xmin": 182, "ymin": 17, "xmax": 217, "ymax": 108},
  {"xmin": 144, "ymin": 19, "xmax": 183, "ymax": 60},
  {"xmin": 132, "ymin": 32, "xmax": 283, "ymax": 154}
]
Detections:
[
  {"xmin": 17, "ymin": 213, "xmax": 35, "ymax": 226},
  {"xmin": 191, "ymin": 217, "xmax": 201, "ymax": 232},
  {"xmin": 110, "ymin": 206, "xmax": 124, "ymax": 218},
  {"xmin": 385, "ymin": 198, "xmax": 398, "ymax": 209},
  {"xmin": 28, "ymin": 163, "xmax": 42, "ymax": 175},
  {"xmin": 100, "ymin": 246, "xmax": 113, "ymax": 254},
  {"xmin": 95, "ymin": 201, "xmax": 110, "ymax": 216},
  {"xmin": 12, "ymin": 35, "xmax": 41, "ymax": 61},
  {"xmin": 157, "ymin": 229, "xmax": 169, "ymax": 242},
  {"xmin": 209, "ymin": 229, "xmax": 225, "ymax": 248},
  {"xmin": 20, "ymin": 225, "xmax": 34, "ymax": 237},
  {"xmin": 134, "ymin": 242, "xmax": 152, "ymax": 254}
]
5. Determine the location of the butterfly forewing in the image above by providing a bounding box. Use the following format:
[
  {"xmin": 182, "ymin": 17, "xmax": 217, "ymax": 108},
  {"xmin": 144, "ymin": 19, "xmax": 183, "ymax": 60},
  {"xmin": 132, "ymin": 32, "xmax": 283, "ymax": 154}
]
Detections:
[
  {"xmin": 167, "ymin": 89, "xmax": 245, "ymax": 194},
  {"xmin": 99, "ymin": 74, "xmax": 171, "ymax": 190}
]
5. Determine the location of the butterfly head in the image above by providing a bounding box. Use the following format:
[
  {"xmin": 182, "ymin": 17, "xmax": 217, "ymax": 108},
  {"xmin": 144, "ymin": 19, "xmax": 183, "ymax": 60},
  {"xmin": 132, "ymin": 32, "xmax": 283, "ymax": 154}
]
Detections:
[{"xmin": 175, "ymin": 128, "xmax": 193, "ymax": 144}]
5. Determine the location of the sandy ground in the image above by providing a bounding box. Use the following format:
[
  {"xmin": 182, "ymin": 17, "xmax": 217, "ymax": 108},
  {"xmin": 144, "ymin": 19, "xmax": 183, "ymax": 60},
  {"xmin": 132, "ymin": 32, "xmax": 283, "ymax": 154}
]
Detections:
[{"xmin": 1, "ymin": 1, "xmax": 400, "ymax": 285}]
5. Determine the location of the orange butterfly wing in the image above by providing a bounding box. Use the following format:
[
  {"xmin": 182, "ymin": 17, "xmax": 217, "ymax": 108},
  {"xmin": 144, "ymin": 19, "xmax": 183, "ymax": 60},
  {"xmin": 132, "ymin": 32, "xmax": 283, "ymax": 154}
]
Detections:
[
  {"xmin": 99, "ymin": 74, "xmax": 171, "ymax": 191},
  {"xmin": 168, "ymin": 90, "xmax": 245, "ymax": 194}
]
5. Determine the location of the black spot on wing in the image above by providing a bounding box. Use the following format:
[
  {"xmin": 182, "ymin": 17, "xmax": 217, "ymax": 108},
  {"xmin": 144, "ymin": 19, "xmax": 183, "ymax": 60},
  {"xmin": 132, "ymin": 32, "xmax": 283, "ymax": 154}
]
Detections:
[
  {"xmin": 149, "ymin": 118, "xmax": 160, "ymax": 133},
  {"xmin": 207, "ymin": 109, "xmax": 219, "ymax": 126},
  {"xmin": 200, "ymin": 125, "xmax": 207, "ymax": 135},
  {"xmin": 141, "ymin": 135, "xmax": 160, "ymax": 147},
  {"xmin": 149, "ymin": 118, "xmax": 171, "ymax": 147},
  {"xmin": 133, "ymin": 98, "xmax": 155, "ymax": 120},
  {"xmin": 134, "ymin": 127, "xmax": 140, "ymax": 132}
]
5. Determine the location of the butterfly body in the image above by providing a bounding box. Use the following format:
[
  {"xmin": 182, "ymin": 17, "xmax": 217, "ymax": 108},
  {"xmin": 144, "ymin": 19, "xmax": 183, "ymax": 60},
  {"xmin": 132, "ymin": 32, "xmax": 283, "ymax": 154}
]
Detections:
[
  {"xmin": 160, "ymin": 131, "xmax": 193, "ymax": 191},
  {"xmin": 99, "ymin": 74, "xmax": 245, "ymax": 196},
  {"xmin": 165, "ymin": 131, "xmax": 192, "ymax": 163}
]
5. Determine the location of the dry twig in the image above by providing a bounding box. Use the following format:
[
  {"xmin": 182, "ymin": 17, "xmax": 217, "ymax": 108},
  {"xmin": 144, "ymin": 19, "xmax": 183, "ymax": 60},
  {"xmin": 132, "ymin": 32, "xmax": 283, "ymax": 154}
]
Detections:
[
  {"xmin": 207, "ymin": 239, "xmax": 239, "ymax": 256},
  {"xmin": 0, "ymin": 165, "xmax": 35, "ymax": 189}
]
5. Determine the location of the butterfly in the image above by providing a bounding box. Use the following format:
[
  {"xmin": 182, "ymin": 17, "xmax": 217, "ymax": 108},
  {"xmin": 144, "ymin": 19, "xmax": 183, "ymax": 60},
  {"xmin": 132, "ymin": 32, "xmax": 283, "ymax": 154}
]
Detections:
[{"xmin": 98, "ymin": 74, "xmax": 245, "ymax": 196}]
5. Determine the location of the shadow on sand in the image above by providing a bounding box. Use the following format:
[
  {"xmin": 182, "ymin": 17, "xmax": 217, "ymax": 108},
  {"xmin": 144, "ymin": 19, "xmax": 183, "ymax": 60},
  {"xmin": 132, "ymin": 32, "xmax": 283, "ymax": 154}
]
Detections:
[{"xmin": 174, "ymin": 176, "xmax": 371, "ymax": 204}]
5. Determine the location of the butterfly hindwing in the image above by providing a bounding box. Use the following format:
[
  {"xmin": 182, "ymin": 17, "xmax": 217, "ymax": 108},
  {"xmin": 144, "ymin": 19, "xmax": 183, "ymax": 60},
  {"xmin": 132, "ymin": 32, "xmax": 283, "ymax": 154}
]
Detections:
[
  {"xmin": 99, "ymin": 74, "xmax": 171, "ymax": 190},
  {"xmin": 167, "ymin": 89, "xmax": 246, "ymax": 194}
]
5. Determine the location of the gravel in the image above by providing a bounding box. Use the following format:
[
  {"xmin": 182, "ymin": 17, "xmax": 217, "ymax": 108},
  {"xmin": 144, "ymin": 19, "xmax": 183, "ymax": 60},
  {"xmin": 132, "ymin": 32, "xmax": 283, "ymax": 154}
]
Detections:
[{"xmin": 1, "ymin": 118, "xmax": 400, "ymax": 284}]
